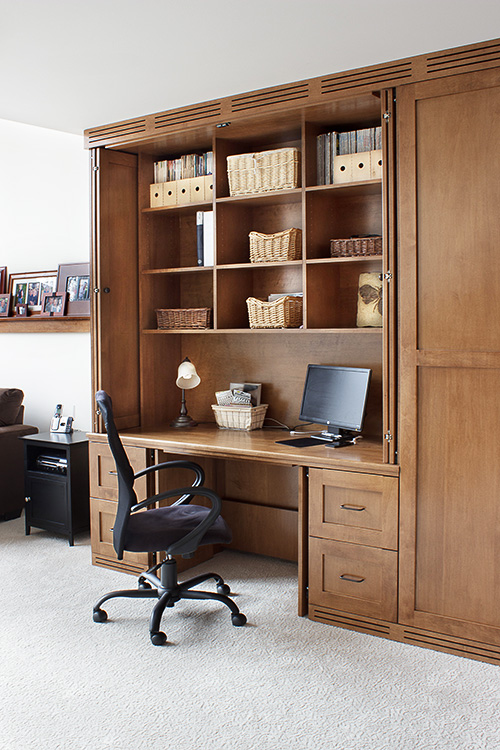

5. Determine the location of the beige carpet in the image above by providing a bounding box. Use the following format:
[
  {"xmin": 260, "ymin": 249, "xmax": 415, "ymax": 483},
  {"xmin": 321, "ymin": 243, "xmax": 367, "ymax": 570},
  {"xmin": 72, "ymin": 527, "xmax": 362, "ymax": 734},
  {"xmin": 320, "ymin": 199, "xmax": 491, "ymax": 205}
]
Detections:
[{"xmin": 1, "ymin": 516, "xmax": 499, "ymax": 750}]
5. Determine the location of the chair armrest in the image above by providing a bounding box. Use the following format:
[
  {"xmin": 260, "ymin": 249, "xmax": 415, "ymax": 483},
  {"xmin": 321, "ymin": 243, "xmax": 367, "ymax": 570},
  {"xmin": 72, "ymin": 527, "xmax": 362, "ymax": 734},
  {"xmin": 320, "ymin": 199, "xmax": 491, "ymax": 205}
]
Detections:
[
  {"xmin": 132, "ymin": 485, "xmax": 223, "ymax": 557},
  {"xmin": 132, "ymin": 459, "xmax": 204, "ymax": 510},
  {"xmin": 0, "ymin": 424, "xmax": 38, "ymax": 438}
]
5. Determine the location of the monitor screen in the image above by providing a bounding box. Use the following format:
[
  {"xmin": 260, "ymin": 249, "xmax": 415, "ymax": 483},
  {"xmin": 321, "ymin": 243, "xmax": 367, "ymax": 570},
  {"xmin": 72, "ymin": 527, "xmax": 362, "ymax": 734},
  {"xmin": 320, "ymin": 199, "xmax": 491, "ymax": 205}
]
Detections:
[{"xmin": 299, "ymin": 365, "xmax": 371, "ymax": 434}]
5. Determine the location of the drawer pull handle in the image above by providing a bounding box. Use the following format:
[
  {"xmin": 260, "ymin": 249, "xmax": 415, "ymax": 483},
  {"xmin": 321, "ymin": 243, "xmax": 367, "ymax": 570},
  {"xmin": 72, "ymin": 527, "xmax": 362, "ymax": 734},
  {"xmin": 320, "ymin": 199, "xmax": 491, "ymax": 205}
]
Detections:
[
  {"xmin": 340, "ymin": 574, "xmax": 365, "ymax": 583},
  {"xmin": 340, "ymin": 504, "xmax": 366, "ymax": 512},
  {"xmin": 108, "ymin": 471, "xmax": 117, "ymax": 476}
]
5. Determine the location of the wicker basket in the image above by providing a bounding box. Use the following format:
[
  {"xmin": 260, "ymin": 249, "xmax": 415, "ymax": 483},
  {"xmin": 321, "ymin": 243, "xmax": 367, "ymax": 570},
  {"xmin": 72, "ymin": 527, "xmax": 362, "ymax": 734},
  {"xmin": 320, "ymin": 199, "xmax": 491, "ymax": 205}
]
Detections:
[
  {"xmin": 227, "ymin": 148, "xmax": 300, "ymax": 196},
  {"xmin": 212, "ymin": 404, "xmax": 268, "ymax": 431},
  {"xmin": 330, "ymin": 236, "xmax": 382, "ymax": 257},
  {"xmin": 246, "ymin": 295, "xmax": 303, "ymax": 329},
  {"xmin": 249, "ymin": 228, "xmax": 302, "ymax": 263},
  {"xmin": 155, "ymin": 307, "xmax": 212, "ymax": 329}
]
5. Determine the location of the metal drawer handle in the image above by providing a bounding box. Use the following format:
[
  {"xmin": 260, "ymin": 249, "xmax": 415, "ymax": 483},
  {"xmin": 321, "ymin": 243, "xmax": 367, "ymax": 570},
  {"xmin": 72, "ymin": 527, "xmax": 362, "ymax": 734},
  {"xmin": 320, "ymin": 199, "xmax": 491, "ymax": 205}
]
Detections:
[
  {"xmin": 340, "ymin": 504, "xmax": 366, "ymax": 512},
  {"xmin": 339, "ymin": 574, "xmax": 365, "ymax": 583},
  {"xmin": 108, "ymin": 471, "xmax": 117, "ymax": 476}
]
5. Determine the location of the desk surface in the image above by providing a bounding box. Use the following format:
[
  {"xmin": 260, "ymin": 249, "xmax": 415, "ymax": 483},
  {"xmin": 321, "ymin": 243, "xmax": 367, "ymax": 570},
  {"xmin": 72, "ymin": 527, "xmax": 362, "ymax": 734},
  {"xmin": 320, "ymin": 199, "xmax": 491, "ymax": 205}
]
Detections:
[{"xmin": 89, "ymin": 425, "xmax": 398, "ymax": 476}]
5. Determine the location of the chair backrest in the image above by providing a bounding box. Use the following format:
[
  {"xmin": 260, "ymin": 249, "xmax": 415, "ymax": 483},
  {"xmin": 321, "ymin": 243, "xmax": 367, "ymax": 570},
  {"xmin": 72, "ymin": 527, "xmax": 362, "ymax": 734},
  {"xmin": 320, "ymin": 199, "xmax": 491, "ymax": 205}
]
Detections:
[{"xmin": 95, "ymin": 390, "xmax": 137, "ymax": 558}]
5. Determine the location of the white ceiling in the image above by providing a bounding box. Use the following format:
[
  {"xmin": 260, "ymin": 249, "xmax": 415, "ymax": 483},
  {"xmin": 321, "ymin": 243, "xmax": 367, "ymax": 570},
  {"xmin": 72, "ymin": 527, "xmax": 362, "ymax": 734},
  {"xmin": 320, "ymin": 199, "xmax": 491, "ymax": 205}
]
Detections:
[{"xmin": 1, "ymin": 0, "xmax": 500, "ymax": 136}]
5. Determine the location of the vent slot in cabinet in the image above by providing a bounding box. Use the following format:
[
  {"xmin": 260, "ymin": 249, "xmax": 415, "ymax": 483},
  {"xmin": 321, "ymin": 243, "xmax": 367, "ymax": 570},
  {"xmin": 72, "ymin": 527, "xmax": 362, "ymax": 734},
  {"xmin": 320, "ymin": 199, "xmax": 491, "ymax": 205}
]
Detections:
[
  {"xmin": 154, "ymin": 102, "xmax": 223, "ymax": 130},
  {"xmin": 87, "ymin": 119, "xmax": 147, "ymax": 145},
  {"xmin": 402, "ymin": 629, "xmax": 500, "ymax": 663},
  {"xmin": 426, "ymin": 42, "xmax": 500, "ymax": 75},
  {"xmin": 231, "ymin": 83, "xmax": 310, "ymax": 112},
  {"xmin": 310, "ymin": 607, "xmax": 392, "ymax": 637},
  {"xmin": 321, "ymin": 62, "xmax": 414, "ymax": 93}
]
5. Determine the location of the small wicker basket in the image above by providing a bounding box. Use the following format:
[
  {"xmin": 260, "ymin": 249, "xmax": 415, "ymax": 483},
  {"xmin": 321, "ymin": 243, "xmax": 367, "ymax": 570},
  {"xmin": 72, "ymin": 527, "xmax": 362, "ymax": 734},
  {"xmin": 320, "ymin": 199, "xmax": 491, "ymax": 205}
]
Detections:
[
  {"xmin": 227, "ymin": 148, "xmax": 300, "ymax": 196},
  {"xmin": 249, "ymin": 228, "xmax": 302, "ymax": 263},
  {"xmin": 330, "ymin": 236, "xmax": 382, "ymax": 257},
  {"xmin": 156, "ymin": 307, "xmax": 212, "ymax": 329},
  {"xmin": 212, "ymin": 404, "xmax": 268, "ymax": 431},
  {"xmin": 246, "ymin": 295, "xmax": 303, "ymax": 329}
]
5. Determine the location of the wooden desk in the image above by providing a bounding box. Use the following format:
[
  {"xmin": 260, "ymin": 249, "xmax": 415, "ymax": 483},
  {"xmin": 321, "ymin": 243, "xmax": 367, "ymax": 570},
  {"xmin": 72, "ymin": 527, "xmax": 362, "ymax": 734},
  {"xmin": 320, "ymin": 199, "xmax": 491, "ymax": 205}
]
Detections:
[{"xmin": 88, "ymin": 425, "xmax": 398, "ymax": 615}]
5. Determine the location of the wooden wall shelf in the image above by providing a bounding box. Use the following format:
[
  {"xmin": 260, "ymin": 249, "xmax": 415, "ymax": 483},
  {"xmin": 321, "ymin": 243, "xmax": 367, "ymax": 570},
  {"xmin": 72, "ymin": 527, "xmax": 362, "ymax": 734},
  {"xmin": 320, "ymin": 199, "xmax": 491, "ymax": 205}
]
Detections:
[{"xmin": 0, "ymin": 317, "xmax": 90, "ymax": 333}]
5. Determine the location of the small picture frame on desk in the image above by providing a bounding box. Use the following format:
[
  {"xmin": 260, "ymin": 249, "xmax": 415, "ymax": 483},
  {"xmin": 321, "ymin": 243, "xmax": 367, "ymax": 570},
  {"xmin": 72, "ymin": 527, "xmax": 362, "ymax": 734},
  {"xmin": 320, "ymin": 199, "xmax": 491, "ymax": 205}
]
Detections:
[
  {"xmin": 0, "ymin": 267, "xmax": 7, "ymax": 294},
  {"xmin": 57, "ymin": 262, "xmax": 90, "ymax": 316},
  {"xmin": 15, "ymin": 303, "xmax": 28, "ymax": 317},
  {"xmin": 40, "ymin": 291, "xmax": 67, "ymax": 317},
  {"xmin": 0, "ymin": 293, "xmax": 11, "ymax": 317}
]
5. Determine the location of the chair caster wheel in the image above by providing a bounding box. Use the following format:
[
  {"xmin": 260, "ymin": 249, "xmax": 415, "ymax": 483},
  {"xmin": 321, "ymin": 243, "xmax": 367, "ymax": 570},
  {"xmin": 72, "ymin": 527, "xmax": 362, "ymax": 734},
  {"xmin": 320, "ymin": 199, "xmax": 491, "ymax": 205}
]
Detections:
[
  {"xmin": 93, "ymin": 608, "xmax": 108, "ymax": 623},
  {"xmin": 217, "ymin": 583, "xmax": 231, "ymax": 595},
  {"xmin": 231, "ymin": 613, "xmax": 247, "ymax": 627},
  {"xmin": 138, "ymin": 580, "xmax": 152, "ymax": 589},
  {"xmin": 150, "ymin": 631, "xmax": 167, "ymax": 646}
]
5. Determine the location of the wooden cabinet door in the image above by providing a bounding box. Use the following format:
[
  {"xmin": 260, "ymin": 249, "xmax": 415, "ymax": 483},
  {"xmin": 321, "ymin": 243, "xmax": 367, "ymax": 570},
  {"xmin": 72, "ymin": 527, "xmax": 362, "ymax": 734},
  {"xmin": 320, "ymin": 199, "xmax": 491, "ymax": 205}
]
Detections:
[
  {"xmin": 398, "ymin": 70, "xmax": 500, "ymax": 646},
  {"xmin": 91, "ymin": 148, "xmax": 140, "ymax": 432}
]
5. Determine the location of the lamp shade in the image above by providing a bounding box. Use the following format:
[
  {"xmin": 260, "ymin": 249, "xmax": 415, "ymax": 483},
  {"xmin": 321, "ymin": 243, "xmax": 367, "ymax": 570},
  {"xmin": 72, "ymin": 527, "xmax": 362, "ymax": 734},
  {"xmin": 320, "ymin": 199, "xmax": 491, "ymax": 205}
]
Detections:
[{"xmin": 175, "ymin": 358, "xmax": 201, "ymax": 389}]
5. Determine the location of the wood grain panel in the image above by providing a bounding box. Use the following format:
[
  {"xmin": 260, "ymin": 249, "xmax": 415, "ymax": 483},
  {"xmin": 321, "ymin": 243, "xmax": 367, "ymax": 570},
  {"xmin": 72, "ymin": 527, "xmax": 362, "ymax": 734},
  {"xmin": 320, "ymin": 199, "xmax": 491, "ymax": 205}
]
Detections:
[
  {"xmin": 415, "ymin": 366, "xmax": 500, "ymax": 628},
  {"xmin": 222, "ymin": 499, "xmax": 298, "ymax": 561},
  {"xmin": 415, "ymin": 85, "xmax": 500, "ymax": 351}
]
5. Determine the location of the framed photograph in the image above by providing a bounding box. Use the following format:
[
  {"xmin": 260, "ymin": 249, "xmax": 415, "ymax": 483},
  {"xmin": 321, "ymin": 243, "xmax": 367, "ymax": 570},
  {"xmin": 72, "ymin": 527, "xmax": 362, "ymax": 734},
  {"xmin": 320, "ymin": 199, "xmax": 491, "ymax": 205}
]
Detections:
[
  {"xmin": 0, "ymin": 267, "xmax": 6, "ymax": 294},
  {"xmin": 0, "ymin": 293, "xmax": 11, "ymax": 317},
  {"xmin": 57, "ymin": 262, "xmax": 90, "ymax": 316},
  {"xmin": 40, "ymin": 291, "xmax": 67, "ymax": 317},
  {"xmin": 8, "ymin": 270, "xmax": 57, "ymax": 313},
  {"xmin": 15, "ymin": 303, "xmax": 28, "ymax": 317}
]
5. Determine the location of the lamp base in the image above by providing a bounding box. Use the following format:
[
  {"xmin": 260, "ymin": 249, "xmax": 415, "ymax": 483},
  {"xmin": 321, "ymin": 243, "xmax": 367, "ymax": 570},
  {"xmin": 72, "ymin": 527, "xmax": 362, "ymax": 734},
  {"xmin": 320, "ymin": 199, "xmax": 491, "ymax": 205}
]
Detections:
[{"xmin": 170, "ymin": 414, "xmax": 197, "ymax": 428}]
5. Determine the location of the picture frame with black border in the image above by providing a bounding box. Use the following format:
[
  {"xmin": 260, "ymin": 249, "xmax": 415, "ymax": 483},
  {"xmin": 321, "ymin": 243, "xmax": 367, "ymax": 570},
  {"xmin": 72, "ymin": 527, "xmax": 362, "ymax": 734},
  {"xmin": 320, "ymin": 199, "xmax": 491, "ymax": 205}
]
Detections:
[
  {"xmin": 8, "ymin": 270, "xmax": 57, "ymax": 313},
  {"xmin": 40, "ymin": 291, "xmax": 67, "ymax": 317},
  {"xmin": 57, "ymin": 262, "xmax": 90, "ymax": 316},
  {"xmin": 15, "ymin": 303, "xmax": 28, "ymax": 317}
]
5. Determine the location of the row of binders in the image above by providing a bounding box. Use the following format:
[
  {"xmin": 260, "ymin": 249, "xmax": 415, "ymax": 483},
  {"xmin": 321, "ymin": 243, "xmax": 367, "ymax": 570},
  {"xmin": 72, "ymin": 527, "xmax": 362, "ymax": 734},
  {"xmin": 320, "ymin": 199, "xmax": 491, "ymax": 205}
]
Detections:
[
  {"xmin": 317, "ymin": 127, "xmax": 382, "ymax": 185},
  {"xmin": 153, "ymin": 151, "xmax": 213, "ymax": 183}
]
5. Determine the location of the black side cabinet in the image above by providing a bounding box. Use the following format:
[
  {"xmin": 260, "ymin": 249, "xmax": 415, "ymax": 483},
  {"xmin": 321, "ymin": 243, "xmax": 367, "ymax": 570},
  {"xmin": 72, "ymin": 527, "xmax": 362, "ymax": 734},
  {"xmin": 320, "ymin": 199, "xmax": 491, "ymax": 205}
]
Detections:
[{"xmin": 22, "ymin": 431, "xmax": 90, "ymax": 546}]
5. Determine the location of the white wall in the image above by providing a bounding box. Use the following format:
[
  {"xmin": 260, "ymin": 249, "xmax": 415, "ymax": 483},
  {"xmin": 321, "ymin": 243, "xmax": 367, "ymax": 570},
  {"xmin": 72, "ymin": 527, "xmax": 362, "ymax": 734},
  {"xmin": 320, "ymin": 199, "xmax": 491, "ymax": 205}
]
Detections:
[{"xmin": 0, "ymin": 119, "xmax": 91, "ymax": 432}]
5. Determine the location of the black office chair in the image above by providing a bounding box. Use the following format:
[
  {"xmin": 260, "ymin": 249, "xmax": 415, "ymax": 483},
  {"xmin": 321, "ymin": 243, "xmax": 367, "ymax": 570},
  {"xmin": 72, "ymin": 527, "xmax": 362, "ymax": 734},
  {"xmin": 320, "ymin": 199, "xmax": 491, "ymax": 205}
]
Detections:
[{"xmin": 92, "ymin": 390, "xmax": 246, "ymax": 645}]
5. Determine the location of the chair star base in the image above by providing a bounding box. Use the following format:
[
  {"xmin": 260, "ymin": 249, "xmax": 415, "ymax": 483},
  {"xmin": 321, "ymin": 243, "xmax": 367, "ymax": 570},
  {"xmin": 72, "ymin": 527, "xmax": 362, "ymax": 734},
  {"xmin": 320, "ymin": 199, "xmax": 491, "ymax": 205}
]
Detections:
[{"xmin": 93, "ymin": 556, "xmax": 247, "ymax": 645}]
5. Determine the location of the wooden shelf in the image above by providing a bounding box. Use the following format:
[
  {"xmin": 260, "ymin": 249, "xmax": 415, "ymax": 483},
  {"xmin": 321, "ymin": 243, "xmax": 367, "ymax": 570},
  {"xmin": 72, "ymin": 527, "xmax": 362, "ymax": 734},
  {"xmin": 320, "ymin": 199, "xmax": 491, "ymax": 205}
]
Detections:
[
  {"xmin": 306, "ymin": 180, "xmax": 382, "ymax": 197},
  {"xmin": 0, "ymin": 317, "xmax": 90, "ymax": 333},
  {"xmin": 142, "ymin": 327, "xmax": 382, "ymax": 335},
  {"xmin": 216, "ymin": 189, "xmax": 302, "ymax": 206},
  {"xmin": 142, "ymin": 201, "xmax": 212, "ymax": 215}
]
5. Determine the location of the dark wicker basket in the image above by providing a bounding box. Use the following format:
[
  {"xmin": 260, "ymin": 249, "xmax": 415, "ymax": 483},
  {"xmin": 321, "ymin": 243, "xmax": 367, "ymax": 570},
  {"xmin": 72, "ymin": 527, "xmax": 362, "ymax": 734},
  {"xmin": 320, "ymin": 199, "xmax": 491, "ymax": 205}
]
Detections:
[
  {"xmin": 156, "ymin": 308, "xmax": 212, "ymax": 329},
  {"xmin": 330, "ymin": 236, "xmax": 382, "ymax": 257}
]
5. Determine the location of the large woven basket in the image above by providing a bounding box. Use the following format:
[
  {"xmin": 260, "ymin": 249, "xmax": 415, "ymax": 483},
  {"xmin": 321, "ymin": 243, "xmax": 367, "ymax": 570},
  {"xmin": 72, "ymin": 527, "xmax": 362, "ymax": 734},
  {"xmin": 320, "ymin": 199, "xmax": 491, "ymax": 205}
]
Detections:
[
  {"xmin": 212, "ymin": 404, "xmax": 268, "ymax": 431},
  {"xmin": 249, "ymin": 228, "xmax": 302, "ymax": 263},
  {"xmin": 246, "ymin": 295, "xmax": 303, "ymax": 329},
  {"xmin": 156, "ymin": 307, "xmax": 212, "ymax": 329},
  {"xmin": 227, "ymin": 148, "xmax": 300, "ymax": 196},
  {"xmin": 330, "ymin": 236, "xmax": 382, "ymax": 257}
]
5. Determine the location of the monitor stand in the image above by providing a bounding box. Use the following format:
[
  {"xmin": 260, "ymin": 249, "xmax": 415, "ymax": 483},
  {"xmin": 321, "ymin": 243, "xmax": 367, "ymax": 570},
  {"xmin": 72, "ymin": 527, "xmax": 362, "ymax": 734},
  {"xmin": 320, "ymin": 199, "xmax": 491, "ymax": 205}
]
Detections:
[{"xmin": 310, "ymin": 427, "xmax": 360, "ymax": 448}]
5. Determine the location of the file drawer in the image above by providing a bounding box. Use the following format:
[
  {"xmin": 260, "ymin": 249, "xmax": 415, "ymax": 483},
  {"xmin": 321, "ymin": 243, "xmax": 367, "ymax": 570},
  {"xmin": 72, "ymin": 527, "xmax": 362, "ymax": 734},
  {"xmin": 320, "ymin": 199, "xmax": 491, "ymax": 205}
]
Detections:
[
  {"xmin": 309, "ymin": 537, "xmax": 398, "ymax": 621},
  {"xmin": 309, "ymin": 468, "xmax": 398, "ymax": 549}
]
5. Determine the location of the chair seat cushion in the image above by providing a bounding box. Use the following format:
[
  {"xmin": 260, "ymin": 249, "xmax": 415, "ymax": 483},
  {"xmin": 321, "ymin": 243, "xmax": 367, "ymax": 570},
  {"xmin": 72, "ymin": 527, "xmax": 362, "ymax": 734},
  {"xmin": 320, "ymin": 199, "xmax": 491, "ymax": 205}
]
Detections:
[{"xmin": 124, "ymin": 504, "xmax": 232, "ymax": 553}]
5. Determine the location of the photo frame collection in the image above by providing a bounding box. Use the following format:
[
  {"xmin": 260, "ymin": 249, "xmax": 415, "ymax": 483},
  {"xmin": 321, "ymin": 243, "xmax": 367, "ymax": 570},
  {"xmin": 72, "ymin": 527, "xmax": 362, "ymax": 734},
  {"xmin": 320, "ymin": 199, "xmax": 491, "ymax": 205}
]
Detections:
[{"xmin": 0, "ymin": 263, "xmax": 90, "ymax": 318}]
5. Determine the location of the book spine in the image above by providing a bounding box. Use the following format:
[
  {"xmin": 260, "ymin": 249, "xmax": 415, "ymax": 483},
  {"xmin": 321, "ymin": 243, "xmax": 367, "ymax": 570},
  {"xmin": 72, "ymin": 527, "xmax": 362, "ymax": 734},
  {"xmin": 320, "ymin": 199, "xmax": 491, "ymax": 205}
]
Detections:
[
  {"xmin": 196, "ymin": 212, "xmax": 204, "ymax": 266},
  {"xmin": 202, "ymin": 211, "xmax": 214, "ymax": 266}
]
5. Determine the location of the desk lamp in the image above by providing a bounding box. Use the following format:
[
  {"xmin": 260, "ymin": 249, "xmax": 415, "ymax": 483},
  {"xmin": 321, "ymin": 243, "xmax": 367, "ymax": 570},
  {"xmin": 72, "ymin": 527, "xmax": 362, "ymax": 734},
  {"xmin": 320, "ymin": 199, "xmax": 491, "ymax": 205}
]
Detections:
[{"xmin": 171, "ymin": 357, "xmax": 200, "ymax": 428}]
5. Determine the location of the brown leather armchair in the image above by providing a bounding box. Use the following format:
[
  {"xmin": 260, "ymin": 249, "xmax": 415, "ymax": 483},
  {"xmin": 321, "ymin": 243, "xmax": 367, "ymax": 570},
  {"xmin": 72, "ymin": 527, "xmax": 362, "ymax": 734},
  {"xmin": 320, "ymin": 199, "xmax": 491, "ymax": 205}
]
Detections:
[{"xmin": 0, "ymin": 388, "xmax": 38, "ymax": 521}]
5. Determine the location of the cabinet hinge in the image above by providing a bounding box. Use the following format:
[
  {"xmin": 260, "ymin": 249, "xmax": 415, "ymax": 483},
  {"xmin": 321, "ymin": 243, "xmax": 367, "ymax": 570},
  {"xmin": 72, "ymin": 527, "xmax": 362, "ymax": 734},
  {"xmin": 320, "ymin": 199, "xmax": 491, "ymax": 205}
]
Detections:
[
  {"xmin": 93, "ymin": 287, "xmax": 100, "ymax": 294},
  {"xmin": 384, "ymin": 432, "xmax": 393, "ymax": 441},
  {"xmin": 383, "ymin": 111, "xmax": 391, "ymax": 121},
  {"xmin": 216, "ymin": 122, "xmax": 231, "ymax": 128},
  {"xmin": 384, "ymin": 271, "xmax": 392, "ymax": 281}
]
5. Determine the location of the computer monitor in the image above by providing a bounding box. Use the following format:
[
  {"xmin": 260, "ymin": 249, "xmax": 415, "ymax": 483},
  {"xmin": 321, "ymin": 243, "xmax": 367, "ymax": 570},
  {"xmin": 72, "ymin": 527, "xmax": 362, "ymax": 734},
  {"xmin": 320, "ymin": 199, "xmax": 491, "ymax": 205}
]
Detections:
[{"xmin": 299, "ymin": 365, "xmax": 371, "ymax": 445}]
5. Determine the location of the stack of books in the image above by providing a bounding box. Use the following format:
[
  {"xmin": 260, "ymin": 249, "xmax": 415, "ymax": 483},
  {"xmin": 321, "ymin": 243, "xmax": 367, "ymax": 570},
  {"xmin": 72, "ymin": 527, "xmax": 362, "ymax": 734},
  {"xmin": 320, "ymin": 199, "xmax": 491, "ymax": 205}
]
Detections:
[{"xmin": 317, "ymin": 127, "xmax": 382, "ymax": 184}]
